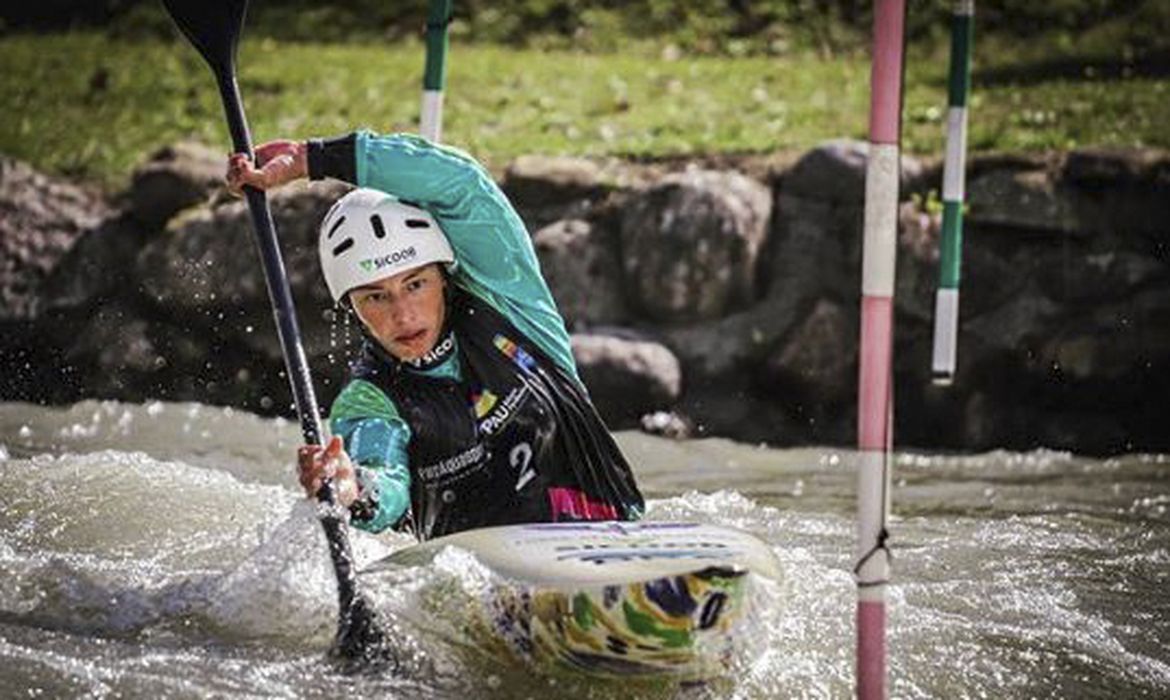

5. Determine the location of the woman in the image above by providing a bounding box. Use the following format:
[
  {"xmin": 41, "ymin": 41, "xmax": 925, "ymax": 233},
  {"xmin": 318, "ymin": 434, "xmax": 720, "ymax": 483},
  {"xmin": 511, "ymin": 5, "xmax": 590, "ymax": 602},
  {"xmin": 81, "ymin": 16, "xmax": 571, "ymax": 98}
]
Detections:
[{"xmin": 227, "ymin": 131, "xmax": 644, "ymax": 540}]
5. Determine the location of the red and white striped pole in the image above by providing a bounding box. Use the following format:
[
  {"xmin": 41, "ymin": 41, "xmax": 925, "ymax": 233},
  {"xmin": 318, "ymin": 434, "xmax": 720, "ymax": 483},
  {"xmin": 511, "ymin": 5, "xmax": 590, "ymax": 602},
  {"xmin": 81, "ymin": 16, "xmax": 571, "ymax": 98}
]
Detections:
[{"xmin": 857, "ymin": 1, "xmax": 905, "ymax": 698}]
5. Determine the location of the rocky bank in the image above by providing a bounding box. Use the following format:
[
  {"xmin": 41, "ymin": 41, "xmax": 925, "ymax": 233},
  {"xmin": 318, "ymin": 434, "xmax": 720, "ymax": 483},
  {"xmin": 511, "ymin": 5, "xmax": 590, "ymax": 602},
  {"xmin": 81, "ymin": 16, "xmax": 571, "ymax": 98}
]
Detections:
[{"xmin": 1, "ymin": 141, "xmax": 1167, "ymax": 455}]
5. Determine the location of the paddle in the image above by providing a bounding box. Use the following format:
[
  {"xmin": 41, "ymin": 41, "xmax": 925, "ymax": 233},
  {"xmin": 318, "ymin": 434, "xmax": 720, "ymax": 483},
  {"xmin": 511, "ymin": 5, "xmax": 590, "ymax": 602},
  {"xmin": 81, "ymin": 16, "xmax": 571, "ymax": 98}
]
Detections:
[{"xmin": 160, "ymin": 0, "xmax": 388, "ymax": 665}]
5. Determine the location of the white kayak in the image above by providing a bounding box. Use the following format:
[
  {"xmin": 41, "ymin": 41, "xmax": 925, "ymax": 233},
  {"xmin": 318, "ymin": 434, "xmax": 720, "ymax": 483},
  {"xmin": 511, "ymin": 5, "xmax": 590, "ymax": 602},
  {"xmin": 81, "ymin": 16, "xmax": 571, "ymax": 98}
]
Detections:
[{"xmin": 365, "ymin": 521, "xmax": 782, "ymax": 681}]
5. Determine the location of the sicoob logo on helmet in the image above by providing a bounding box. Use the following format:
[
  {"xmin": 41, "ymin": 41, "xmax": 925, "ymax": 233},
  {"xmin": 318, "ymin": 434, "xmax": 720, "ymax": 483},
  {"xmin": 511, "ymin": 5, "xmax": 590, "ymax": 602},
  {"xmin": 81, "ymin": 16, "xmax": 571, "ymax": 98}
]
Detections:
[{"xmin": 358, "ymin": 246, "xmax": 418, "ymax": 272}]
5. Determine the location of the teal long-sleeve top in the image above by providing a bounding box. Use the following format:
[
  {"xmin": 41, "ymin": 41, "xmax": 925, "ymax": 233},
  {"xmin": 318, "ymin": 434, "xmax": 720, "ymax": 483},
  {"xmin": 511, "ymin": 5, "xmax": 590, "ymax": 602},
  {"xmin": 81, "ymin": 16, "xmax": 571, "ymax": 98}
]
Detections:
[{"xmin": 313, "ymin": 131, "xmax": 576, "ymax": 532}]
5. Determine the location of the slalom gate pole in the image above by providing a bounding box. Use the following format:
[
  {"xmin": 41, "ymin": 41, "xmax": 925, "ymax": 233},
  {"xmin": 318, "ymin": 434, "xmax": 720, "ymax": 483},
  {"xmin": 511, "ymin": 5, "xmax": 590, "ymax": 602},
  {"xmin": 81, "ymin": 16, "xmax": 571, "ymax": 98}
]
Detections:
[
  {"xmin": 856, "ymin": 0, "xmax": 906, "ymax": 697},
  {"xmin": 930, "ymin": 0, "xmax": 975, "ymax": 385},
  {"xmin": 420, "ymin": 0, "xmax": 452, "ymax": 141}
]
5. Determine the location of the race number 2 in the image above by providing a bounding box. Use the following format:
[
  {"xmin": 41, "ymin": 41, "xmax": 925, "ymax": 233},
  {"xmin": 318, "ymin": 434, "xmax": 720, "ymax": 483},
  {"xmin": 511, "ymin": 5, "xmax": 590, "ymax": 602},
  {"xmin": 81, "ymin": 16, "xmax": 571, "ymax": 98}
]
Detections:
[{"xmin": 510, "ymin": 442, "xmax": 535, "ymax": 491}]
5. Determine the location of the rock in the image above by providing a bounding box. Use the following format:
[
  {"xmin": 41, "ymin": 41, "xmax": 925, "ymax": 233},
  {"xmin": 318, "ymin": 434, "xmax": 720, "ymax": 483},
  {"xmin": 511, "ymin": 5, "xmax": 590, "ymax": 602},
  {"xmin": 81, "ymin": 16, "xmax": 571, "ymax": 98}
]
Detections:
[
  {"xmin": 1037, "ymin": 287, "xmax": 1170, "ymax": 382},
  {"xmin": 762, "ymin": 193, "xmax": 856, "ymax": 298},
  {"xmin": 0, "ymin": 320, "xmax": 94, "ymax": 404},
  {"xmin": 61, "ymin": 301, "xmax": 166, "ymax": 397},
  {"xmin": 135, "ymin": 180, "xmax": 350, "ymax": 362},
  {"xmin": 758, "ymin": 139, "xmax": 927, "ymax": 305},
  {"xmin": 128, "ymin": 141, "xmax": 224, "ymax": 230},
  {"xmin": 675, "ymin": 370, "xmax": 847, "ymax": 445},
  {"xmin": 892, "ymin": 199, "xmax": 942, "ymax": 324},
  {"xmin": 503, "ymin": 155, "xmax": 606, "ymax": 204},
  {"xmin": 4, "ymin": 144, "xmax": 1170, "ymax": 456},
  {"xmin": 40, "ymin": 214, "xmax": 147, "ymax": 312},
  {"xmin": 683, "ymin": 149, "xmax": 868, "ymax": 382},
  {"xmin": 960, "ymin": 387, "xmax": 1135, "ymax": 455},
  {"xmin": 963, "ymin": 286, "xmax": 1064, "ymax": 356},
  {"xmin": 571, "ymin": 332, "xmax": 681, "ymax": 428},
  {"xmin": 960, "ymin": 391, "xmax": 1023, "ymax": 450},
  {"xmin": 966, "ymin": 163, "xmax": 1081, "ymax": 235},
  {"xmin": 1063, "ymin": 148, "xmax": 1170, "ymax": 251},
  {"xmin": 1034, "ymin": 410, "xmax": 1130, "ymax": 455},
  {"xmin": 620, "ymin": 168, "xmax": 771, "ymax": 323},
  {"xmin": 1062, "ymin": 147, "xmax": 1168, "ymax": 186},
  {"xmin": 943, "ymin": 226, "xmax": 1030, "ymax": 320},
  {"xmin": 502, "ymin": 155, "xmax": 609, "ymax": 230},
  {"xmin": 663, "ymin": 187, "xmax": 853, "ymax": 381},
  {"xmin": 639, "ymin": 411, "xmax": 693, "ymax": 439},
  {"xmin": 664, "ymin": 297, "xmax": 793, "ymax": 380},
  {"xmin": 137, "ymin": 200, "xmax": 266, "ymax": 308},
  {"xmin": 759, "ymin": 299, "xmax": 856, "ymax": 407},
  {"xmin": 1034, "ymin": 249, "xmax": 1169, "ymax": 303},
  {"xmin": 890, "ymin": 210, "xmax": 1027, "ymax": 331},
  {"xmin": 778, "ymin": 139, "xmax": 923, "ymax": 205},
  {"xmin": 531, "ymin": 218, "xmax": 628, "ymax": 329},
  {"xmin": 0, "ymin": 156, "xmax": 108, "ymax": 321}
]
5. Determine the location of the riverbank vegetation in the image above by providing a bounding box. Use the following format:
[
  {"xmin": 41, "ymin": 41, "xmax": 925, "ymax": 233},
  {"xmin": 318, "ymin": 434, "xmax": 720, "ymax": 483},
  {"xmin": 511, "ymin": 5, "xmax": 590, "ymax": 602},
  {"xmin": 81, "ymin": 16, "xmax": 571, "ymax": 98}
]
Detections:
[{"xmin": 2, "ymin": 0, "xmax": 1167, "ymax": 189}]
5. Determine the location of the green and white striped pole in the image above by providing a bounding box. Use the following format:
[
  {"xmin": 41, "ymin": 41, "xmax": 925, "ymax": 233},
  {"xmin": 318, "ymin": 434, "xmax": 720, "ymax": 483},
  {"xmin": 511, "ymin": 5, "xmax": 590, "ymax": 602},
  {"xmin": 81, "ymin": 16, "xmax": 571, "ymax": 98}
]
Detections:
[
  {"xmin": 931, "ymin": 0, "xmax": 974, "ymax": 385},
  {"xmin": 420, "ymin": 0, "xmax": 452, "ymax": 142}
]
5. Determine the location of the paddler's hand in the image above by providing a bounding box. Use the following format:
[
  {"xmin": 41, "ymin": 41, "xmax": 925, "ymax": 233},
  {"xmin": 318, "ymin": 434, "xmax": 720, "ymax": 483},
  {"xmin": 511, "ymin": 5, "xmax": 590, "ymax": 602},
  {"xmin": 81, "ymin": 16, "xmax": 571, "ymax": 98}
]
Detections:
[
  {"xmin": 297, "ymin": 435, "xmax": 359, "ymax": 508},
  {"xmin": 225, "ymin": 139, "xmax": 308, "ymax": 196}
]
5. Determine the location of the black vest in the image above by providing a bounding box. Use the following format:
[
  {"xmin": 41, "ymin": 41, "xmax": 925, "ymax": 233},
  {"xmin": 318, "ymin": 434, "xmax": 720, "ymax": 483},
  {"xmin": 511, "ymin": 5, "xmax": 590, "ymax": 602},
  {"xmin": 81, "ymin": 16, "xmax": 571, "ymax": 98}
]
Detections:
[{"xmin": 351, "ymin": 290, "xmax": 644, "ymax": 541}]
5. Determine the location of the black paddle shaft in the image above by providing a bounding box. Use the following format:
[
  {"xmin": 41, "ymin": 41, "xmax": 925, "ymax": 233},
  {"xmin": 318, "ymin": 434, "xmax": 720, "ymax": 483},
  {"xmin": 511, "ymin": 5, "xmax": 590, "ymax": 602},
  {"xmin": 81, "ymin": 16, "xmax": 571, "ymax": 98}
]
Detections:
[
  {"xmin": 217, "ymin": 67, "xmax": 368, "ymax": 615},
  {"xmin": 218, "ymin": 74, "xmax": 325, "ymax": 447},
  {"xmin": 161, "ymin": 0, "xmax": 387, "ymax": 661}
]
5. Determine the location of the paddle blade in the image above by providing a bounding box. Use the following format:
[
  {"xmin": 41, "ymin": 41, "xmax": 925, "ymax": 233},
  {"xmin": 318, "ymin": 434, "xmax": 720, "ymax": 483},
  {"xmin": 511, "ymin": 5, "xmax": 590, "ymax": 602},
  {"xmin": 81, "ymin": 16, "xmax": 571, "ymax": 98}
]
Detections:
[
  {"xmin": 161, "ymin": 0, "xmax": 248, "ymax": 74},
  {"xmin": 330, "ymin": 594, "xmax": 397, "ymax": 673}
]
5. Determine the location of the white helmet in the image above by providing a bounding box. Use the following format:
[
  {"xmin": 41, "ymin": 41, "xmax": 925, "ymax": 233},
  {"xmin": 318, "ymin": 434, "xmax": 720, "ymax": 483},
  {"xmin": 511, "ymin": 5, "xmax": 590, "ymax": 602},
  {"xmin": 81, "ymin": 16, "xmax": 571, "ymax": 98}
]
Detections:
[{"xmin": 318, "ymin": 188, "xmax": 455, "ymax": 302}]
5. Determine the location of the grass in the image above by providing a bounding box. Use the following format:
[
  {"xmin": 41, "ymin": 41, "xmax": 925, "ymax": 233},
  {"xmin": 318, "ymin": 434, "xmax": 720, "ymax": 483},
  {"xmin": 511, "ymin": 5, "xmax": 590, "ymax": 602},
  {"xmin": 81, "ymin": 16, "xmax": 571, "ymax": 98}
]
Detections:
[{"xmin": 2, "ymin": 31, "xmax": 1167, "ymax": 191}]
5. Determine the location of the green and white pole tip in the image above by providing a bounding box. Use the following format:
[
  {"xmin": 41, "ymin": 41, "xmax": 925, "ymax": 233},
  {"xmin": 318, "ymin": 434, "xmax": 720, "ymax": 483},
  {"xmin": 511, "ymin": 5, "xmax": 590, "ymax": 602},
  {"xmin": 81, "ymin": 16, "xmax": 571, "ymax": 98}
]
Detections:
[
  {"xmin": 420, "ymin": 92, "xmax": 444, "ymax": 143},
  {"xmin": 930, "ymin": 0, "xmax": 974, "ymax": 386},
  {"xmin": 420, "ymin": 0, "xmax": 452, "ymax": 142}
]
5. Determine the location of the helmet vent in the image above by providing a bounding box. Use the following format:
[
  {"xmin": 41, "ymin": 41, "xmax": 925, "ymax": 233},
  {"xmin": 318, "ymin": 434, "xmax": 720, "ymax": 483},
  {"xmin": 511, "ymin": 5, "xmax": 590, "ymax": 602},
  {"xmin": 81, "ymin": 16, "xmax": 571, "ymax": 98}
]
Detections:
[
  {"xmin": 326, "ymin": 215, "xmax": 347, "ymax": 238},
  {"xmin": 332, "ymin": 238, "xmax": 355, "ymax": 256},
  {"xmin": 405, "ymin": 219, "xmax": 431, "ymax": 229},
  {"xmin": 370, "ymin": 214, "xmax": 388, "ymax": 239}
]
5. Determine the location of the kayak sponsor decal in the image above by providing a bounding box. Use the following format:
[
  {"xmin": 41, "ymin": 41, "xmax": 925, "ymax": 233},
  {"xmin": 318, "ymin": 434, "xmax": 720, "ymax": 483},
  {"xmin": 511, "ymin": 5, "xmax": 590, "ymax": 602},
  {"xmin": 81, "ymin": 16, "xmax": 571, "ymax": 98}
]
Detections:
[
  {"xmin": 548, "ymin": 487, "xmax": 619, "ymax": 521},
  {"xmin": 493, "ymin": 334, "xmax": 537, "ymax": 371},
  {"xmin": 551, "ymin": 538, "xmax": 734, "ymax": 566},
  {"xmin": 417, "ymin": 442, "xmax": 486, "ymax": 483},
  {"xmin": 555, "ymin": 546, "xmax": 734, "ymax": 566},
  {"xmin": 477, "ymin": 384, "xmax": 529, "ymax": 436},
  {"xmin": 358, "ymin": 245, "xmax": 417, "ymax": 273},
  {"xmin": 553, "ymin": 541, "xmax": 729, "ymax": 554},
  {"xmin": 522, "ymin": 522, "xmax": 701, "ymax": 534}
]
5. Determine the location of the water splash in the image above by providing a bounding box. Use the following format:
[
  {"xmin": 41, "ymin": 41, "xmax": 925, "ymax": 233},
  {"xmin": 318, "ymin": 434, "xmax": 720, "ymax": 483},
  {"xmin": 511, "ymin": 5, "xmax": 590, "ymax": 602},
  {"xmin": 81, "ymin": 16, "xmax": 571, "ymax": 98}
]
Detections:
[{"xmin": 0, "ymin": 401, "xmax": 1167, "ymax": 697}]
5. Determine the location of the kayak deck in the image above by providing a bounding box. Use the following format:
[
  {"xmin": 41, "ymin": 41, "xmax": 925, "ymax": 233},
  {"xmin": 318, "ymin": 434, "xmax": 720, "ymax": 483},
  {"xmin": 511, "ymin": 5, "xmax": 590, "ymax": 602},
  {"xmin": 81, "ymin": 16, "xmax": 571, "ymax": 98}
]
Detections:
[{"xmin": 366, "ymin": 521, "xmax": 782, "ymax": 680}]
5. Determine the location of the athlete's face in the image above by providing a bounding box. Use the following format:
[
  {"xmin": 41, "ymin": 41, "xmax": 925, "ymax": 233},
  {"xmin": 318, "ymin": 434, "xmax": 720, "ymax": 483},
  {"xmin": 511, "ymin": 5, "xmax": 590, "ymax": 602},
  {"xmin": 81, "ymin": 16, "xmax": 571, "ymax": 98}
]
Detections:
[{"xmin": 349, "ymin": 264, "xmax": 447, "ymax": 362}]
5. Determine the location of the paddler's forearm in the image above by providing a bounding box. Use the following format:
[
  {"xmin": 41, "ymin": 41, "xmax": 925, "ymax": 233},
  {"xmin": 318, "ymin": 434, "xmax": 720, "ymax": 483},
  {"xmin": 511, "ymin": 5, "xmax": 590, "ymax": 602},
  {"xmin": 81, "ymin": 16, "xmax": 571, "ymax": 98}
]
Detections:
[
  {"xmin": 333, "ymin": 416, "xmax": 411, "ymax": 533},
  {"xmin": 305, "ymin": 130, "xmax": 479, "ymax": 205},
  {"xmin": 306, "ymin": 133, "xmax": 358, "ymax": 183}
]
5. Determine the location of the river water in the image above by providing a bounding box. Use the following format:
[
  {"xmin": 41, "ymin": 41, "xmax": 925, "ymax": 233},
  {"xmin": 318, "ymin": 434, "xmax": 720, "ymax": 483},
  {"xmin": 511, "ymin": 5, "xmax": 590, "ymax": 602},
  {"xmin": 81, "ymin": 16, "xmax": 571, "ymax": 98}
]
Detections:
[{"xmin": 1, "ymin": 400, "xmax": 1167, "ymax": 699}]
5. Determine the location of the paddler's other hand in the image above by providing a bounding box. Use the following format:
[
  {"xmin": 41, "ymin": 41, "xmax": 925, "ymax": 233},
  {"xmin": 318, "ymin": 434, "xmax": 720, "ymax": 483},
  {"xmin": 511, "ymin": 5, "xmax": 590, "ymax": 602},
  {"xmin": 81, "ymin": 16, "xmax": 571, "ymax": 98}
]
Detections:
[
  {"xmin": 225, "ymin": 139, "xmax": 308, "ymax": 196},
  {"xmin": 297, "ymin": 435, "xmax": 359, "ymax": 508}
]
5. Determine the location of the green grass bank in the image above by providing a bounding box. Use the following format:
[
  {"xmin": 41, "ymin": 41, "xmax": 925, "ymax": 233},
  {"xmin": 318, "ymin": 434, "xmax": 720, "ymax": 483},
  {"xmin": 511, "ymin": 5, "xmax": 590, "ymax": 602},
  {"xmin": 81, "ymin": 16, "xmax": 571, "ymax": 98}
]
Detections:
[{"xmin": 3, "ymin": 31, "xmax": 1167, "ymax": 190}]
